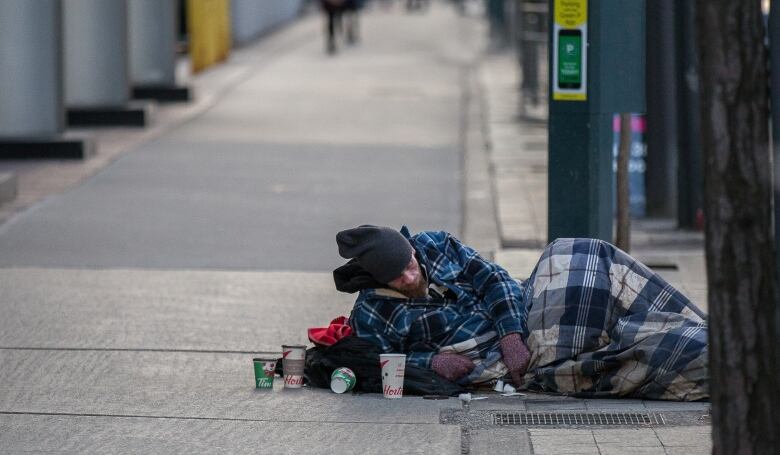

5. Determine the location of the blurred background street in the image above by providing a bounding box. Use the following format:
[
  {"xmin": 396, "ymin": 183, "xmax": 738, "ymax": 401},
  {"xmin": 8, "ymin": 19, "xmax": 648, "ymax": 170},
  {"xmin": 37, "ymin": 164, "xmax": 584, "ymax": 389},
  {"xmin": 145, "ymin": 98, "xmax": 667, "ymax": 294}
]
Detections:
[{"xmin": 0, "ymin": 2, "xmax": 478, "ymax": 270}]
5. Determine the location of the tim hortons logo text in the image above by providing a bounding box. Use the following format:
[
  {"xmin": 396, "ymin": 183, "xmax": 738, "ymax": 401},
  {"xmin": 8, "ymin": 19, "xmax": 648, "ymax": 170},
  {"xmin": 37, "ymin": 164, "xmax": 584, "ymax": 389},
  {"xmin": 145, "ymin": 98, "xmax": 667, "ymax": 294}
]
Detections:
[
  {"xmin": 383, "ymin": 385, "xmax": 403, "ymax": 396},
  {"xmin": 285, "ymin": 375, "xmax": 304, "ymax": 385}
]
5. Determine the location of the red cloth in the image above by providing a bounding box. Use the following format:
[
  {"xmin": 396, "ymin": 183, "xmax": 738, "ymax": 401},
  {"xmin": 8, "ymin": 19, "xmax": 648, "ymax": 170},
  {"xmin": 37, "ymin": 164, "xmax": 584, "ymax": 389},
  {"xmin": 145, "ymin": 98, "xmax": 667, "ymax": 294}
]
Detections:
[{"xmin": 308, "ymin": 316, "xmax": 353, "ymax": 347}]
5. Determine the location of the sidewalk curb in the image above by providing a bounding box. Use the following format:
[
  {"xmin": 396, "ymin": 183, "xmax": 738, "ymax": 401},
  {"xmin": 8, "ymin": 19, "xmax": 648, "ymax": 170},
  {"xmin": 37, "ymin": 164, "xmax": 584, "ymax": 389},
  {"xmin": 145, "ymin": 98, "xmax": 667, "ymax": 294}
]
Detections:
[
  {"xmin": 462, "ymin": 59, "xmax": 500, "ymax": 259},
  {"xmin": 479, "ymin": 53, "xmax": 548, "ymax": 251}
]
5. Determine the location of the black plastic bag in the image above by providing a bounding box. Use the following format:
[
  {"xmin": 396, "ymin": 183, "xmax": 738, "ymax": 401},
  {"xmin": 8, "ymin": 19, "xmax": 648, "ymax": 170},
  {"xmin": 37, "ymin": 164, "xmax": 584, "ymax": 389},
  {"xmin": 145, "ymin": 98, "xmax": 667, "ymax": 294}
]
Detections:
[{"xmin": 275, "ymin": 336, "xmax": 466, "ymax": 396}]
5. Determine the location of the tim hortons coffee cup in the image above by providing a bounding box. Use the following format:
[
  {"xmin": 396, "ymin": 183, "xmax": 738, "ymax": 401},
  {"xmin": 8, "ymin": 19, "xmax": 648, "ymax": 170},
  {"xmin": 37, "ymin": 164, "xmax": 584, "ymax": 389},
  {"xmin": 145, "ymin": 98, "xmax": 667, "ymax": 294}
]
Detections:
[
  {"xmin": 330, "ymin": 367, "xmax": 356, "ymax": 394},
  {"xmin": 253, "ymin": 357, "xmax": 277, "ymax": 389},
  {"xmin": 379, "ymin": 353, "xmax": 406, "ymax": 399},
  {"xmin": 281, "ymin": 345, "xmax": 306, "ymax": 389}
]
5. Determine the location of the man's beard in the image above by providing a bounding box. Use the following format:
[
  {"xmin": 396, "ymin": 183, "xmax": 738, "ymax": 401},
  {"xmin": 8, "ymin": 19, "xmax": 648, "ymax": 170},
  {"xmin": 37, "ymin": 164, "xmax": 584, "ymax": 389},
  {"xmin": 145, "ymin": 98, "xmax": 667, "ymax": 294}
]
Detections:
[{"xmin": 394, "ymin": 277, "xmax": 428, "ymax": 299}]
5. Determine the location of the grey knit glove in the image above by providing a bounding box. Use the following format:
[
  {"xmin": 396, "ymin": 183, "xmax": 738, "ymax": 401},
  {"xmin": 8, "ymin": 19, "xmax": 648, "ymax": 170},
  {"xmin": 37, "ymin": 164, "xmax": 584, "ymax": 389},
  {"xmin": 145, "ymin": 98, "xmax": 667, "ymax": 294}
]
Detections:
[
  {"xmin": 431, "ymin": 353, "xmax": 475, "ymax": 382},
  {"xmin": 500, "ymin": 333, "xmax": 531, "ymax": 386}
]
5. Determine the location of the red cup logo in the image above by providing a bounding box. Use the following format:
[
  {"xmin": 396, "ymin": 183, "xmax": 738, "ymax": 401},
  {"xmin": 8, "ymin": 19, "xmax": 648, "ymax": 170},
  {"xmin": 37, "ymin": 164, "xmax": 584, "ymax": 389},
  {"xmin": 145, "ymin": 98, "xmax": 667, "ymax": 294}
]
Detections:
[
  {"xmin": 285, "ymin": 375, "xmax": 304, "ymax": 386},
  {"xmin": 383, "ymin": 385, "xmax": 404, "ymax": 396}
]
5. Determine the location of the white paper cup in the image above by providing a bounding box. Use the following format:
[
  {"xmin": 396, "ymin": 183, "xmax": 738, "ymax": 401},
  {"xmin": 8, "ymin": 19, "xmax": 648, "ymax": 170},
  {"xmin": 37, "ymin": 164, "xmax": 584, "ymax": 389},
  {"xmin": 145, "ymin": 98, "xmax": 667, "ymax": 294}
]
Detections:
[
  {"xmin": 282, "ymin": 344, "xmax": 306, "ymax": 389},
  {"xmin": 379, "ymin": 353, "xmax": 406, "ymax": 398}
]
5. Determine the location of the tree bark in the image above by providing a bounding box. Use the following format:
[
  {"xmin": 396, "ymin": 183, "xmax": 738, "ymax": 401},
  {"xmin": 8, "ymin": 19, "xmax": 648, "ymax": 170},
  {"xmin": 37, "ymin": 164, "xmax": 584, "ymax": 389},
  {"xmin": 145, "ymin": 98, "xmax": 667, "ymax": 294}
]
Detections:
[{"xmin": 696, "ymin": 1, "xmax": 778, "ymax": 453}]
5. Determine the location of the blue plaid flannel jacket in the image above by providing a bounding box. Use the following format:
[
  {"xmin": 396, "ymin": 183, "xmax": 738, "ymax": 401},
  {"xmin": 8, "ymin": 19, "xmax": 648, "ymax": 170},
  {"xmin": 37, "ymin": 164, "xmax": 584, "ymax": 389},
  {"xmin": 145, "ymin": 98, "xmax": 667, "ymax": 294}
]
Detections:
[{"xmin": 347, "ymin": 226, "xmax": 525, "ymax": 369}]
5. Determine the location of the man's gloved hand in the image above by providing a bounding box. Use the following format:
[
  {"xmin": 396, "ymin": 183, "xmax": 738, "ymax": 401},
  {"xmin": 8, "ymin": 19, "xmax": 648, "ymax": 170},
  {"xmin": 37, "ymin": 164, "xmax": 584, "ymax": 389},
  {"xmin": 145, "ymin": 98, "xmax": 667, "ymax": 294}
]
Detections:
[
  {"xmin": 431, "ymin": 353, "xmax": 475, "ymax": 382},
  {"xmin": 500, "ymin": 333, "xmax": 531, "ymax": 386}
]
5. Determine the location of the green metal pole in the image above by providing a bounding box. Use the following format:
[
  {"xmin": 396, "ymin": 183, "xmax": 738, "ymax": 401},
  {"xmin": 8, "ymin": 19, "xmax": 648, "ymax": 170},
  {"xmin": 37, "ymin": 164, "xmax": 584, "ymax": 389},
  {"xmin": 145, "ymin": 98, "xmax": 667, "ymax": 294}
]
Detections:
[{"xmin": 547, "ymin": 0, "xmax": 645, "ymax": 242}]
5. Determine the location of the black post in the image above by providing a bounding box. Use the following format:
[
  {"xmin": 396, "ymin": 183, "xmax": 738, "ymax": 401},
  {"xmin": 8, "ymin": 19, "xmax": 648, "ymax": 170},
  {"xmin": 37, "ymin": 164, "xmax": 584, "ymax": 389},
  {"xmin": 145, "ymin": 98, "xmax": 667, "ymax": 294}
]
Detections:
[
  {"xmin": 770, "ymin": 0, "xmax": 780, "ymax": 391},
  {"xmin": 644, "ymin": 0, "xmax": 678, "ymax": 219},
  {"xmin": 675, "ymin": 0, "xmax": 703, "ymax": 229}
]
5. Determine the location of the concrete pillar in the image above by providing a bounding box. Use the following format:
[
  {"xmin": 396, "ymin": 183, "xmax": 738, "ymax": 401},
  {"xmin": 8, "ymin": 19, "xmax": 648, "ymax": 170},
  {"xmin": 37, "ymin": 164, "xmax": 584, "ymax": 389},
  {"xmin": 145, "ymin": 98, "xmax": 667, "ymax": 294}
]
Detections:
[
  {"xmin": 0, "ymin": 0, "xmax": 63, "ymax": 137},
  {"xmin": 0, "ymin": 0, "xmax": 94, "ymax": 159},
  {"xmin": 129, "ymin": 0, "xmax": 176, "ymax": 86},
  {"xmin": 128, "ymin": 0, "xmax": 190, "ymax": 102},
  {"xmin": 64, "ymin": 0, "xmax": 152, "ymax": 126},
  {"xmin": 64, "ymin": 0, "xmax": 130, "ymax": 107}
]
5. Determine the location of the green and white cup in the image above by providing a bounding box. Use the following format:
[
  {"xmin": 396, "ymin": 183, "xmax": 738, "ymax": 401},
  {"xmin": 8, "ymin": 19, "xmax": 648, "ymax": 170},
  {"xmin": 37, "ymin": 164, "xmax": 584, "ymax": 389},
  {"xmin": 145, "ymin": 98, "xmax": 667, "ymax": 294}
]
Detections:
[
  {"xmin": 330, "ymin": 367, "xmax": 356, "ymax": 394},
  {"xmin": 253, "ymin": 357, "xmax": 276, "ymax": 389}
]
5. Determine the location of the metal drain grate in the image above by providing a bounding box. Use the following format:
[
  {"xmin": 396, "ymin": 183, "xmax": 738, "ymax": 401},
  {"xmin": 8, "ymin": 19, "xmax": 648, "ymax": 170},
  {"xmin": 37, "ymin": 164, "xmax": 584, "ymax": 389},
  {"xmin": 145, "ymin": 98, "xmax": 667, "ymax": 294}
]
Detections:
[{"xmin": 493, "ymin": 411, "xmax": 666, "ymax": 427}]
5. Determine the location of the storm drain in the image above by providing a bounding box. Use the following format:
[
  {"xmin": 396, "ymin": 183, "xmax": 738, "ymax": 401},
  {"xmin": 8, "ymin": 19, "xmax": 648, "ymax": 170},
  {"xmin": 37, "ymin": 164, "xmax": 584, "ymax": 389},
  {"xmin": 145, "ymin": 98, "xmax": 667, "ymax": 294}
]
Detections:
[{"xmin": 492, "ymin": 411, "xmax": 666, "ymax": 427}]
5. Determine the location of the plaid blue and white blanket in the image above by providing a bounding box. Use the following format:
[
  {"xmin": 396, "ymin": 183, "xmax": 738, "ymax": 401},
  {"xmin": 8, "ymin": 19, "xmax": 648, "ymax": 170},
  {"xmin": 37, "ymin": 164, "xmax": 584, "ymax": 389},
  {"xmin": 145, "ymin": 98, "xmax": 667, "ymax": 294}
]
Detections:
[{"xmin": 520, "ymin": 238, "xmax": 709, "ymax": 401}]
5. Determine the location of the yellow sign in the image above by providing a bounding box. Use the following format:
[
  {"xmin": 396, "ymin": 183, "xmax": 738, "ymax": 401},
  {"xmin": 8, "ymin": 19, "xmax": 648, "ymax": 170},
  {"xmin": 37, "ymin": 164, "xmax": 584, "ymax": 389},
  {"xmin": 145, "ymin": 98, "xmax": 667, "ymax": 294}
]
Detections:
[
  {"xmin": 553, "ymin": 92, "xmax": 587, "ymax": 101},
  {"xmin": 555, "ymin": 0, "xmax": 587, "ymax": 28},
  {"xmin": 553, "ymin": 0, "xmax": 587, "ymax": 101}
]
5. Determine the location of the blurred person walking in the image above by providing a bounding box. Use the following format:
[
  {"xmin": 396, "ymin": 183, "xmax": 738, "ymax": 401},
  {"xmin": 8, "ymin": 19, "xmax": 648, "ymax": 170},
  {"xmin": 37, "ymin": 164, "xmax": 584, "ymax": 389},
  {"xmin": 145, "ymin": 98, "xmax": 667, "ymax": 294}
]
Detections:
[
  {"xmin": 406, "ymin": 0, "xmax": 430, "ymax": 12},
  {"xmin": 319, "ymin": 0, "xmax": 363, "ymax": 54}
]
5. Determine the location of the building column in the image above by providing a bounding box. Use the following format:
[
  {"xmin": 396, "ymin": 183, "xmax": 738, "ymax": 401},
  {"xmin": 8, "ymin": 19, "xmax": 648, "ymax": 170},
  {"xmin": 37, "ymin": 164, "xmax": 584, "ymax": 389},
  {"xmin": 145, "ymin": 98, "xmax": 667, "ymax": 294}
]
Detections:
[
  {"xmin": 0, "ymin": 0, "xmax": 63, "ymax": 137},
  {"xmin": 0, "ymin": 0, "xmax": 93, "ymax": 159},
  {"xmin": 64, "ymin": 0, "xmax": 153, "ymax": 127},
  {"xmin": 129, "ymin": 0, "xmax": 191, "ymax": 102}
]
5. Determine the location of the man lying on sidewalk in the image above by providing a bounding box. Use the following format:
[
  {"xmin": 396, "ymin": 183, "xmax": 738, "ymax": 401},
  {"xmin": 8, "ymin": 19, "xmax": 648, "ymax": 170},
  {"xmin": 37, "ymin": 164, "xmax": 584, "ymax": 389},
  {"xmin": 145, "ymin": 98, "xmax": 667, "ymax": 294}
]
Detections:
[{"xmin": 333, "ymin": 225, "xmax": 709, "ymax": 401}]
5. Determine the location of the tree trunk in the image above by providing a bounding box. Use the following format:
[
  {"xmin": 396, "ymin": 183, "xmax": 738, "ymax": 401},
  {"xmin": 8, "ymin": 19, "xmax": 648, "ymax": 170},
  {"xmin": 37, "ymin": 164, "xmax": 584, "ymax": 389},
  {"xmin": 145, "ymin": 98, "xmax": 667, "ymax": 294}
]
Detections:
[{"xmin": 696, "ymin": 1, "xmax": 778, "ymax": 453}]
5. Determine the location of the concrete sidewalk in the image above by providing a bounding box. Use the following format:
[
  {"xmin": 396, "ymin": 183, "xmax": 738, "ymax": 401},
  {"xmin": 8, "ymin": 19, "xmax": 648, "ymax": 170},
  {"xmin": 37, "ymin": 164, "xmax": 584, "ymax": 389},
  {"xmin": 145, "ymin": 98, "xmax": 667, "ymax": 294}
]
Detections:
[{"xmin": 0, "ymin": 3, "xmax": 710, "ymax": 454}]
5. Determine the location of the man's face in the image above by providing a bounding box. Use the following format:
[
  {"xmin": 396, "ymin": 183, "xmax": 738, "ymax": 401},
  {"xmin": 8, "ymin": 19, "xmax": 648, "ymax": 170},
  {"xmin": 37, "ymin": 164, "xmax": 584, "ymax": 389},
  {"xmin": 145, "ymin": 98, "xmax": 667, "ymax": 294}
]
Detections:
[{"xmin": 387, "ymin": 255, "xmax": 427, "ymax": 298}]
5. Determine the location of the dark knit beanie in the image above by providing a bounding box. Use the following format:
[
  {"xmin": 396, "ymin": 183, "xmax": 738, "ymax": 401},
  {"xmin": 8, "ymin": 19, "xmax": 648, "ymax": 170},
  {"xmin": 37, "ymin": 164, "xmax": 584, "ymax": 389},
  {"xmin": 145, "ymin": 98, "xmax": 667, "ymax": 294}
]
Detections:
[{"xmin": 336, "ymin": 225, "xmax": 413, "ymax": 283}]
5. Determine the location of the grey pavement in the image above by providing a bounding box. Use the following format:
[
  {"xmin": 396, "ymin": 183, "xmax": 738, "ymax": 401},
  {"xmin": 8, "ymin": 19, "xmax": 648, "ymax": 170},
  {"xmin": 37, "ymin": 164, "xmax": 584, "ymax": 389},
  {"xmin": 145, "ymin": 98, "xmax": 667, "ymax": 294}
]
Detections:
[
  {"xmin": 0, "ymin": 268, "xmax": 352, "ymax": 351},
  {"xmin": 0, "ymin": 139, "xmax": 459, "ymax": 270},
  {"xmin": 0, "ymin": 3, "xmax": 710, "ymax": 454},
  {"xmin": 0, "ymin": 3, "xmax": 468, "ymax": 271},
  {"xmin": 0, "ymin": 415, "xmax": 460, "ymax": 454}
]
